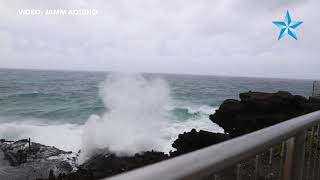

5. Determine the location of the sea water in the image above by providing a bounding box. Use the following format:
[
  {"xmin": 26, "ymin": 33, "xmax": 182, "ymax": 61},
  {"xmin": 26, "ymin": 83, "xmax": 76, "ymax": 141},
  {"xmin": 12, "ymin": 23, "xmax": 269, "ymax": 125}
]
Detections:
[{"xmin": 0, "ymin": 69, "xmax": 313, "ymax": 156}]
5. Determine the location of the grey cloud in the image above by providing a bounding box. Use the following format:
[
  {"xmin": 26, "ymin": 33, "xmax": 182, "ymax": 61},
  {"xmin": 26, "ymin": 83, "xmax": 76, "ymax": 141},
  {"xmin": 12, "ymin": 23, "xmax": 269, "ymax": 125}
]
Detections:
[{"xmin": 0, "ymin": 0, "xmax": 319, "ymax": 79}]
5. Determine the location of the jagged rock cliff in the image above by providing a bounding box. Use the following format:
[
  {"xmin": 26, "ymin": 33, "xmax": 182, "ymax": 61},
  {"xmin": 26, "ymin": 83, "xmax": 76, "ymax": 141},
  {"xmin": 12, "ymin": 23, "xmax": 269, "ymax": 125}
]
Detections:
[{"xmin": 209, "ymin": 91, "xmax": 320, "ymax": 137}]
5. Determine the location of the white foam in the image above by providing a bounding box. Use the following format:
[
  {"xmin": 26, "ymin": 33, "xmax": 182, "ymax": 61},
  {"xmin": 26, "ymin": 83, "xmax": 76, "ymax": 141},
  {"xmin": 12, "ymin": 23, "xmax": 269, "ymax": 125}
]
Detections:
[
  {"xmin": 78, "ymin": 73, "xmax": 172, "ymax": 163},
  {"xmin": 165, "ymin": 103, "xmax": 217, "ymax": 115},
  {"xmin": 0, "ymin": 73, "xmax": 224, "ymax": 164},
  {"xmin": 184, "ymin": 104, "xmax": 217, "ymax": 115},
  {"xmin": 162, "ymin": 113, "xmax": 224, "ymax": 153},
  {"xmin": 0, "ymin": 121, "xmax": 82, "ymax": 152}
]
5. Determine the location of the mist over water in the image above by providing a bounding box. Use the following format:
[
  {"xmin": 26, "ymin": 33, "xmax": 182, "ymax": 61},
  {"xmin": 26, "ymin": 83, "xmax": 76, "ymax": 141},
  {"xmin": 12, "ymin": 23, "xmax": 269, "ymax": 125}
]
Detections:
[{"xmin": 79, "ymin": 73, "xmax": 172, "ymax": 163}]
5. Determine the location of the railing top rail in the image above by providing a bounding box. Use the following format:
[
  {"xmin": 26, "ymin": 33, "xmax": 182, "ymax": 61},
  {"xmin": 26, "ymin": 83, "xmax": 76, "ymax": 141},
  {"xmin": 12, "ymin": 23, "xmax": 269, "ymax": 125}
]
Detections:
[{"xmin": 105, "ymin": 111, "xmax": 320, "ymax": 180}]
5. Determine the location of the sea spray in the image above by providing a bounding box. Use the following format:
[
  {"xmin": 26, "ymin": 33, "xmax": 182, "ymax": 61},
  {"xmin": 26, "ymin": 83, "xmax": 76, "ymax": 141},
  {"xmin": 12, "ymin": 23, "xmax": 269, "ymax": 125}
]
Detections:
[
  {"xmin": 0, "ymin": 121, "xmax": 82, "ymax": 152},
  {"xmin": 0, "ymin": 71, "xmax": 224, "ymax": 164},
  {"xmin": 78, "ymin": 73, "xmax": 171, "ymax": 163}
]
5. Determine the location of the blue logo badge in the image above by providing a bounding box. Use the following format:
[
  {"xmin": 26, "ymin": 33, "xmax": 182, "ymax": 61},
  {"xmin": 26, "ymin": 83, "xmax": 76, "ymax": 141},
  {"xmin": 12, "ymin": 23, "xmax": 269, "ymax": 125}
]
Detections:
[{"xmin": 272, "ymin": 10, "xmax": 303, "ymax": 40}]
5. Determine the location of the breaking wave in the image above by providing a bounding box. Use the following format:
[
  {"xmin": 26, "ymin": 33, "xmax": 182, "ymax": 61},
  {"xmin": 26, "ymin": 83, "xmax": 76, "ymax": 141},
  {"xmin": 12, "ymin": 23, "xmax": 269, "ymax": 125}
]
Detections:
[{"xmin": 0, "ymin": 73, "xmax": 223, "ymax": 165}]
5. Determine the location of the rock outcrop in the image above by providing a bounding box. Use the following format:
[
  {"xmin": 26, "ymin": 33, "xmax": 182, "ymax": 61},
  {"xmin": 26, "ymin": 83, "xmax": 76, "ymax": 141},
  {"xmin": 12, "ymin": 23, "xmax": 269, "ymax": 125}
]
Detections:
[
  {"xmin": 50, "ymin": 151, "xmax": 169, "ymax": 180},
  {"xmin": 170, "ymin": 129, "xmax": 230, "ymax": 157},
  {"xmin": 1, "ymin": 139, "xmax": 168, "ymax": 180},
  {"xmin": 0, "ymin": 139, "xmax": 76, "ymax": 180},
  {"xmin": 210, "ymin": 91, "xmax": 320, "ymax": 137}
]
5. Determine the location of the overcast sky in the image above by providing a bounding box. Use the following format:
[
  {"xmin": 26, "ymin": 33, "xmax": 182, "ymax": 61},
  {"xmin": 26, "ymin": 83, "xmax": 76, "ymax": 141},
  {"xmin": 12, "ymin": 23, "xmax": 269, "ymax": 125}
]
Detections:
[{"xmin": 0, "ymin": 0, "xmax": 319, "ymax": 79}]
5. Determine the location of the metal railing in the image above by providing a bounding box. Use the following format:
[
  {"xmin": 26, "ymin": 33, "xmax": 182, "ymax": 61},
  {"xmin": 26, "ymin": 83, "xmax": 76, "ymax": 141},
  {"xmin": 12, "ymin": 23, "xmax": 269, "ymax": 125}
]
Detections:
[
  {"xmin": 105, "ymin": 111, "xmax": 320, "ymax": 180},
  {"xmin": 313, "ymin": 81, "xmax": 320, "ymax": 97}
]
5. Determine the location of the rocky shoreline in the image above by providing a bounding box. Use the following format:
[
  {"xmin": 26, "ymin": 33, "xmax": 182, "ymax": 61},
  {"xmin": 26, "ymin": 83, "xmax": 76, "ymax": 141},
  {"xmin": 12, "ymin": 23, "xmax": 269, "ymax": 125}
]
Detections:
[
  {"xmin": 1, "ymin": 91, "xmax": 320, "ymax": 180},
  {"xmin": 0, "ymin": 139, "xmax": 77, "ymax": 180},
  {"xmin": 210, "ymin": 91, "xmax": 320, "ymax": 137},
  {"xmin": 0, "ymin": 139, "xmax": 169, "ymax": 180}
]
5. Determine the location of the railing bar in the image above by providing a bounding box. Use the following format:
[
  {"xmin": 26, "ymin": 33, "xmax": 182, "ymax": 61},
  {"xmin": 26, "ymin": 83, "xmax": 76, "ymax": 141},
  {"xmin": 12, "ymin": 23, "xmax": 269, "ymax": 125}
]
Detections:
[
  {"xmin": 236, "ymin": 163, "xmax": 241, "ymax": 180},
  {"xmin": 283, "ymin": 131, "xmax": 306, "ymax": 180},
  {"xmin": 313, "ymin": 82, "xmax": 315, "ymax": 96},
  {"xmin": 316, "ymin": 124, "xmax": 320, "ymax": 180},
  {"xmin": 214, "ymin": 174, "xmax": 219, "ymax": 180},
  {"xmin": 283, "ymin": 138, "xmax": 294, "ymax": 180},
  {"xmin": 254, "ymin": 155, "xmax": 259, "ymax": 180},
  {"xmin": 311, "ymin": 127, "xmax": 315, "ymax": 180},
  {"xmin": 306, "ymin": 127, "xmax": 315, "ymax": 179},
  {"xmin": 279, "ymin": 142, "xmax": 285, "ymax": 180},
  {"xmin": 312, "ymin": 125, "xmax": 319, "ymax": 180},
  {"xmin": 269, "ymin": 147, "xmax": 273, "ymax": 165},
  {"xmin": 317, "ymin": 155, "xmax": 320, "ymax": 180},
  {"xmin": 268, "ymin": 147, "xmax": 274, "ymax": 180}
]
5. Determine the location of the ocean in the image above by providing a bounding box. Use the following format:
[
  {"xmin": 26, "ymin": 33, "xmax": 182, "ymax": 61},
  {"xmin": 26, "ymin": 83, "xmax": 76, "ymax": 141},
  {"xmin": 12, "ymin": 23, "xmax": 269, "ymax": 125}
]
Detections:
[{"xmin": 0, "ymin": 68, "xmax": 314, "ymax": 156}]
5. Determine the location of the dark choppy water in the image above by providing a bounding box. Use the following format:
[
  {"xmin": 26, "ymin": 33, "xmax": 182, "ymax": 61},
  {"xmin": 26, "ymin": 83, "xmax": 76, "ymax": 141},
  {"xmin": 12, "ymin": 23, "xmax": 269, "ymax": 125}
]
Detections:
[{"xmin": 0, "ymin": 68, "xmax": 314, "ymax": 152}]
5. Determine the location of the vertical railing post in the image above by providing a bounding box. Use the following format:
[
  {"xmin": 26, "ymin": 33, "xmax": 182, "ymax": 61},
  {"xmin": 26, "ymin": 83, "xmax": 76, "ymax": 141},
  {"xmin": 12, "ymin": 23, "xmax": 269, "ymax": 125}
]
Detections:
[
  {"xmin": 283, "ymin": 131, "xmax": 306, "ymax": 180},
  {"xmin": 313, "ymin": 81, "xmax": 315, "ymax": 97},
  {"xmin": 236, "ymin": 163, "xmax": 241, "ymax": 180},
  {"xmin": 254, "ymin": 155, "xmax": 259, "ymax": 180}
]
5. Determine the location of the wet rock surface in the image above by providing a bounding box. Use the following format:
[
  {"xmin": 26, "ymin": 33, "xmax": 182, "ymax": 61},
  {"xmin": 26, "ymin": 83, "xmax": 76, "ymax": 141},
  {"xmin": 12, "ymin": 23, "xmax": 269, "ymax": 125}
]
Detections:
[
  {"xmin": 210, "ymin": 91, "xmax": 320, "ymax": 137},
  {"xmin": 47, "ymin": 151, "xmax": 169, "ymax": 180},
  {"xmin": 0, "ymin": 139, "xmax": 168, "ymax": 180},
  {"xmin": 0, "ymin": 139, "xmax": 76, "ymax": 180},
  {"xmin": 170, "ymin": 129, "xmax": 230, "ymax": 157}
]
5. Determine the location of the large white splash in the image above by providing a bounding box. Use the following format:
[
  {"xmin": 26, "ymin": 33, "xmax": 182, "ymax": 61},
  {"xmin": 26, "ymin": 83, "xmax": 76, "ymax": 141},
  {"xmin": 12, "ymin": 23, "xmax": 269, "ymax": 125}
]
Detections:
[
  {"xmin": 0, "ymin": 73, "xmax": 224, "ymax": 164},
  {"xmin": 78, "ymin": 73, "xmax": 171, "ymax": 163}
]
